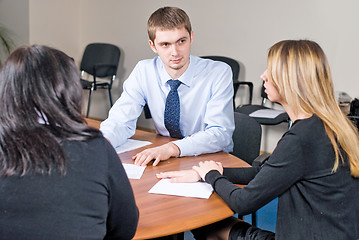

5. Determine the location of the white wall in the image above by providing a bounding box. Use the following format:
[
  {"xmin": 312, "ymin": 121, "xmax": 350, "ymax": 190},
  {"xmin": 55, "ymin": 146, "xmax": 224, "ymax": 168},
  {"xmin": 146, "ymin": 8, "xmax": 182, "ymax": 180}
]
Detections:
[
  {"xmin": 28, "ymin": 0, "xmax": 81, "ymax": 60},
  {"xmin": 77, "ymin": 0, "xmax": 359, "ymax": 151},
  {"xmin": 0, "ymin": 0, "xmax": 29, "ymax": 56},
  {"xmin": 1, "ymin": 0, "xmax": 359, "ymax": 151}
]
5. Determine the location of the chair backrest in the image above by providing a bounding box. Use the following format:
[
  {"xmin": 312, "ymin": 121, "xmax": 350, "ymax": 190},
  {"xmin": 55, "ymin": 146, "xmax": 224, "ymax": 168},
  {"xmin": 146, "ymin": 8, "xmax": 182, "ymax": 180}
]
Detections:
[
  {"xmin": 232, "ymin": 112, "xmax": 262, "ymax": 164},
  {"xmin": 80, "ymin": 43, "xmax": 121, "ymax": 78},
  {"xmin": 201, "ymin": 56, "xmax": 240, "ymax": 81}
]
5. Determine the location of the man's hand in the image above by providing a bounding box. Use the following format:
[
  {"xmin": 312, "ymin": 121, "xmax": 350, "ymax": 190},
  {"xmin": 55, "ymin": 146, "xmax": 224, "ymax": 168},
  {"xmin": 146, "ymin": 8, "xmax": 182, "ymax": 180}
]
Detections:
[
  {"xmin": 156, "ymin": 169, "xmax": 201, "ymax": 183},
  {"xmin": 132, "ymin": 142, "xmax": 180, "ymax": 166}
]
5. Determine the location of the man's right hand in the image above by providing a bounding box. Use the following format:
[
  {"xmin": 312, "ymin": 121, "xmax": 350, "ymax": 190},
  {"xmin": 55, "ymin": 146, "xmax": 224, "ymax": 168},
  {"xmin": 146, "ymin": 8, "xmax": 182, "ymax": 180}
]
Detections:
[{"xmin": 132, "ymin": 142, "xmax": 180, "ymax": 166}]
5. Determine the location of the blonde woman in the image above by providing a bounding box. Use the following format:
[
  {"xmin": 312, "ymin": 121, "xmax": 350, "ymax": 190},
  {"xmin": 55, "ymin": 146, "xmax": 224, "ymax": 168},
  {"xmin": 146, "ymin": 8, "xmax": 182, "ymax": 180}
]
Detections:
[{"xmin": 157, "ymin": 40, "xmax": 359, "ymax": 240}]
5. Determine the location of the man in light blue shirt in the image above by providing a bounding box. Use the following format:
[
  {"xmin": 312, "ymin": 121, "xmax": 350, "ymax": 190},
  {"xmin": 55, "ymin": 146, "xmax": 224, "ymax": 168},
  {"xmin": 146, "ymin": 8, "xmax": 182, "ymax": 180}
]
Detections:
[{"xmin": 100, "ymin": 6, "xmax": 234, "ymax": 166}]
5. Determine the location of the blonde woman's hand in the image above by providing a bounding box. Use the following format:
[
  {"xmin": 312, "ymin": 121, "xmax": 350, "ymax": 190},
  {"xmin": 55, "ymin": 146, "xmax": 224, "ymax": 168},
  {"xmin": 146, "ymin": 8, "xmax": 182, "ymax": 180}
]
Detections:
[
  {"xmin": 192, "ymin": 161, "xmax": 223, "ymax": 181},
  {"xmin": 156, "ymin": 170, "xmax": 201, "ymax": 183}
]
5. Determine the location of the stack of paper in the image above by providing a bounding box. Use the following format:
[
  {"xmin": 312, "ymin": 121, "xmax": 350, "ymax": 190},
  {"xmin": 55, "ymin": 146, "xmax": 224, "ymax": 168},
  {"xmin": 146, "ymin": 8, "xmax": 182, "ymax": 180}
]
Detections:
[
  {"xmin": 122, "ymin": 163, "xmax": 146, "ymax": 179},
  {"xmin": 115, "ymin": 139, "xmax": 152, "ymax": 154},
  {"xmin": 149, "ymin": 179, "xmax": 214, "ymax": 199}
]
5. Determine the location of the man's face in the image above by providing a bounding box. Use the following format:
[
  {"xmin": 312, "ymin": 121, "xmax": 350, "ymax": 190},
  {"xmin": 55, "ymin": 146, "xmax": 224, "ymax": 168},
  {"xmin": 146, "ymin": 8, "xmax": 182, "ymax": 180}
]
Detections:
[{"xmin": 149, "ymin": 27, "xmax": 193, "ymax": 78}]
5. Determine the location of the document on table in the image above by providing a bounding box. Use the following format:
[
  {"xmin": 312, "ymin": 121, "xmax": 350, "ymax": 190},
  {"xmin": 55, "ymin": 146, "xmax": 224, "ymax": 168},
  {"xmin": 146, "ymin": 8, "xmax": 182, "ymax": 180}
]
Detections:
[
  {"xmin": 122, "ymin": 163, "xmax": 146, "ymax": 179},
  {"xmin": 249, "ymin": 109, "xmax": 286, "ymax": 119},
  {"xmin": 148, "ymin": 179, "xmax": 214, "ymax": 199},
  {"xmin": 115, "ymin": 139, "xmax": 152, "ymax": 154}
]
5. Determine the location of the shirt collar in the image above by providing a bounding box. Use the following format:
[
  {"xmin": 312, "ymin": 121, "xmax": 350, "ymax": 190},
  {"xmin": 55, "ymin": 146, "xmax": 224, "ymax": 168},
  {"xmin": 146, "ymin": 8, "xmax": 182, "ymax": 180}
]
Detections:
[{"xmin": 157, "ymin": 55, "xmax": 196, "ymax": 87}]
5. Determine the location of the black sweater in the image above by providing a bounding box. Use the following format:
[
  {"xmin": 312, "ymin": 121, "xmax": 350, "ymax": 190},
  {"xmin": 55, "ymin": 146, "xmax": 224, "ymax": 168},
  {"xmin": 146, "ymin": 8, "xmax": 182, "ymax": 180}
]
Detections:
[
  {"xmin": 205, "ymin": 115, "xmax": 359, "ymax": 239},
  {"xmin": 0, "ymin": 137, "xmax": 138, "ymax": 240}
]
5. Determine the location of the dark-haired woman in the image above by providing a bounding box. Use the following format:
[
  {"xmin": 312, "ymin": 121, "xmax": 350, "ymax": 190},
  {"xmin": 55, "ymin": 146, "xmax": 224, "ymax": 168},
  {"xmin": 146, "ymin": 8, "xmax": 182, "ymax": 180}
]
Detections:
[{"xmin": 0, "ymin": 45, "xmax": 138, "ymax": 239}]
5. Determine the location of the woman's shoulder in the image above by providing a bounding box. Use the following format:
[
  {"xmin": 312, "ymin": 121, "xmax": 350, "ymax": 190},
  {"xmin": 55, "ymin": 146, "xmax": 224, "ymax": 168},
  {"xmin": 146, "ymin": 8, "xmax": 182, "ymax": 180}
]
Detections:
[
  {"xmin": 63, "ymin": 135, "xmax": 110, "ymax": 148},
  {"xmin": 62, "ymin": 136, "xmax": 122, "ymax": 177},
  {"xmin": 287, "ymin": 114, "xmax": 324, "ymax": 137},
  {"xmin": 283, "ymin": 114, "xmax": 337, "ymax": 167},
  {"xmin": 278, "ymin": 114, "xmax": 330, "ymax": 158},
  {"xmin": 63, "ymin": 136, "xmax": 118, "ymax": 163}
]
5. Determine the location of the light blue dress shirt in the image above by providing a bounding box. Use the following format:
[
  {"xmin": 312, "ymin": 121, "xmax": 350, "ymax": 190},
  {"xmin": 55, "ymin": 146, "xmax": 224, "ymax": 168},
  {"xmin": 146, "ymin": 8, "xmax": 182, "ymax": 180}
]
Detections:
[{"xmin": 100, "ymin": 55, "xmax": 234, "ymax": 156}]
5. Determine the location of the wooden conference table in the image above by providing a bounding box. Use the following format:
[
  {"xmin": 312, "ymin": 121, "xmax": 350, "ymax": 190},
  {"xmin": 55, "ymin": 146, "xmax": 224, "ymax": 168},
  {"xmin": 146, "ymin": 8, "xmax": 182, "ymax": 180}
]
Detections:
[{"xmin": 85, "ymin": 118, "xmax": 249, "ymax": 240}]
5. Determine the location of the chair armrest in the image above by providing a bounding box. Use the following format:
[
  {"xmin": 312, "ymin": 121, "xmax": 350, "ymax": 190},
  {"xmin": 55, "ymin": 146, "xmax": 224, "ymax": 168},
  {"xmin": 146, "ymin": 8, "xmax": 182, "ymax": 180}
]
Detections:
[
  {"xmin": 234, "ymin": 81, "xmax": 254, "ymax": 104},
  {"xmin": 252, "ymin": 152, "xmax": 271, "ymax": 167}
]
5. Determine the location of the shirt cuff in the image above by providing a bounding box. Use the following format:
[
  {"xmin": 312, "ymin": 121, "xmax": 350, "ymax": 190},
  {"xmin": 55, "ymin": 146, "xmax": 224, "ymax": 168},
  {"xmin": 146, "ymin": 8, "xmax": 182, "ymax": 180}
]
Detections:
[{"xmin": 171, "ymin": 139, "xmax": 187, "ymax": 156}]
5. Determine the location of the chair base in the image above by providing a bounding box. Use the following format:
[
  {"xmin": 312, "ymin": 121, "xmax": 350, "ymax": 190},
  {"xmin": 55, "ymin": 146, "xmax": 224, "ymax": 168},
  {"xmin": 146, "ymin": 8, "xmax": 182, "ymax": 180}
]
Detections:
[{"xmin": 82, "ymin": 84, "xmax": 113, "ymax": 118}]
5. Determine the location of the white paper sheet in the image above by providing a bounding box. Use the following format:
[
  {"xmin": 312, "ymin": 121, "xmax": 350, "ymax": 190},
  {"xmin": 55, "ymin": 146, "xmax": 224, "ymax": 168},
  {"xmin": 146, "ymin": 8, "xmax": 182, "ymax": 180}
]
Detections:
[
  {"xmin": 115, "ymin": 139, "xmax": 152, "ymax": 154},
  {"xmin": 249, "ymin": 109, "xmax": 286, "ymax": 119},
  {"xmin": 148, "ymin": 179, "xmax": 214, "ymax": 199},
  {"xmin": 122, "ymin": 163, "xmax": 146, "ymax": 179}
]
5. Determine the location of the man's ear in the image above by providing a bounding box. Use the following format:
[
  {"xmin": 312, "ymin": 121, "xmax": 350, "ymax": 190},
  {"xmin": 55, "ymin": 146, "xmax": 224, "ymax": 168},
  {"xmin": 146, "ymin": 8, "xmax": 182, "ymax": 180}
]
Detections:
[
  {"xmin": 190, "ymin": 31, "xmax": 194, "ymax": 45},
  {"xmin": 149, "ymin": 40, "xmax": 157, "ymax": 54}
]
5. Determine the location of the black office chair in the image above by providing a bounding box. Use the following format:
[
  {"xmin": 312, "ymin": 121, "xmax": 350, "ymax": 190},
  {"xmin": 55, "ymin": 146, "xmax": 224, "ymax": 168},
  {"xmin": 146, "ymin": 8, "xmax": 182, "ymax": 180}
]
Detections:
[
  {"xmin": 232, "ymin": 112, "xmax": 279, "ymax": 227},
  {"xmin": 143, "ymin": 104, "xmax": 152, "ymax": 119},
  {"xmin": 201, "ymin": 56, "xmax": 253, "ymax": 109},
  {"xmin": 232, "ymin": 112, "xmax": 262, "ymax": 165},
  {"xmin": 349, "ymin": 98, "xmax": 359, "ymax": 131},
  {"xmin": 235, "ymin": 81, "xmax": 290, "ymax": 127},
  {"xmin": 80, "ymin": 43, "xmax": 121, "ymax": 117},
  {"xmin": 232, "ymin": 112, "xmax": 265, "ymax": 226}
]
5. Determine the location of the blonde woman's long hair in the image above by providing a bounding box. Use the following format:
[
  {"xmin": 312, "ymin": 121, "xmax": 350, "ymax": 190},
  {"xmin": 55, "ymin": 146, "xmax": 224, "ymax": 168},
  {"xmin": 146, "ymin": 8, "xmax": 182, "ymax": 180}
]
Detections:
[{"xmin": 267, "ymin": 40, "xmax": 359, "ymax": 177}]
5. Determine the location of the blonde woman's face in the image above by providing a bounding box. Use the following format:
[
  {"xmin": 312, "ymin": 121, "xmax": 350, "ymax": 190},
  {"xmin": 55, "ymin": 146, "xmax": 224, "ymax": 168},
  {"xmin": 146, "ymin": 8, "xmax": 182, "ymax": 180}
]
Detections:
[{"xmin": 261, "ymin": 70, "xmax": 283, "ymax": 104}]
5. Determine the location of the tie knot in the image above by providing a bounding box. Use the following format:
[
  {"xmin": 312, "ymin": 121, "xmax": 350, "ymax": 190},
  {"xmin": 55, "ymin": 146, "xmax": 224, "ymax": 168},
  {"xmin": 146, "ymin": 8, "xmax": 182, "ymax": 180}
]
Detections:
[{"xmin": 167, "ymin": 80, "xmax": 181, "ymax": 90}]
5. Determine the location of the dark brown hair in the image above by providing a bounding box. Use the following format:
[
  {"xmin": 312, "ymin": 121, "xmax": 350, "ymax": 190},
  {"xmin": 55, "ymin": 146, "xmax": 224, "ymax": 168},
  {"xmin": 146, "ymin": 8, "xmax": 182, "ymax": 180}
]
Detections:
[{"xmin": 0, "ymin": 45, "xmax": 101, "ymax": 177}]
